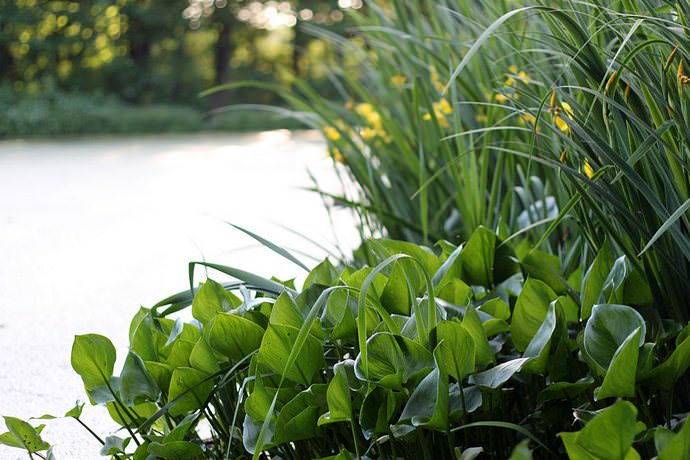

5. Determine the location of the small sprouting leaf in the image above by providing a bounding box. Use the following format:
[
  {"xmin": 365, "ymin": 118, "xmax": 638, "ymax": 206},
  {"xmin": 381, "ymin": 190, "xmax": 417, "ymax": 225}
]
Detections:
[
  {"xmin": 147, "ymin": 441, "xmax": 204, "ymax": 460},
  {"xmin": 191, "ymin": 278, "xmax": 241, "ymax": 325},
  {"xmin": 511, "ymin": 278, "xmax": 558, "ymax": 351},
  {"xmin": 3, "ymin": 416, "xmax": 50, "ymax": 453},
  {"xmin": 64, "ymin": 401, "xmax": 85, "ymax": 419},
  {"xmin": 71, "ymin": 334, "xmax": 117, "ymax": 391}
]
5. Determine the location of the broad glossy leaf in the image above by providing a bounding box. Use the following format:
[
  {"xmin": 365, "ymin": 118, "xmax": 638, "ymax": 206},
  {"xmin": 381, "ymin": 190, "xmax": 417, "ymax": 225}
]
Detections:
[
  {"xmin": 522, "ymin": 303, "xmax": 562, "ymax": 374},
  {"xmin": 595, "ymin": 328, "xmax": 641, "ymax": 400},
  {"xmin": 511, "ymin": 278, "xmax": 557, "ymax": 351},
  {"xmin": 148, "ymin": 441, "xmax": 204, "ymax": 460},
  {"xmin": 397, "ymin": 353, "xmax": 449, "ymax": 431},
  {"xmin": 560, "ymin": 400, "xmax": 639, "ymax": 460},
  {"xmin": 520, "ymin": 248, "xmax": 567, "ymax": 294},
  {"xmin": 376, "ymin": 239, "xmax": 441, "ymax": 277},
  {"xmin": 380, "ymin": 262, "xmax": 412, "ymax": 315},
  {"xmin": 583, "ymin": 304, "xmax": 645, "ymax": 372},
  {"xmin": 167, "ymin": 367, "xmax": 214, "ymax": 417},
  {"xmin": 0, "ymin": 431, "xmax": 23, "ymax": 448},
  {"xmin": 318, "ymin": 364, "xmax": 353, "ymax": 426},
  {"xmin": 359, "ymin": 387, "xmax": 403, "ymax": 440},
  {"xmin": 164, "ymin": 339, "xmax": 195, "ymax": 369},
  {"xmin": 120, "ymin": 351, "xmax": 160, "ymax": 406},
  {"xmin": 3, "ymin": 417, "xmax": 50, "ymax": 453},
  {"xmin": 459, "ymin": 226, "xmax": 496, "ymax": 286},
  {"xmin": 508, "ymin": 439, "xmax": 533, "ymax": 460},
  {"xmin": 71, "ymin": 334, "xmax": 117, "ymax": 391},
  {"xmin": 462, "ymin": 306, "xmax": 494, "ymax": 369},
  {"xmin": 188, "ymin": 337, "xmax": 221, "ymax": 375},
  {"xmin": 273, "ymin": 384, "xmax": 327, "ymax": 444},
  {"xmin": 355, "ymin": 332, "xmax": 433, "ymax": 389},
  {"xmin": 437, "ymin": 279, "xmax": 473, "ymax": 306},
  {"xmin": 207, "ymin": 312, "xmax": 264, "ymax": 362},
  {"xmin": 303, "ymin": 258, "xmax": 339, "ymax": 289},
  {"xmin": 580, "ymin": 240, "xmax": 615, "ymax": 320},
  {"xmin": 537, "ymin": 378, "xmax": 594, "ymax": 403},
  {"xmin": 191, "ymin": 278, "xmax": 241, "ymax": 325},
  {"xmin": 468, "ymin": 358, "xmax": 530, "ymax": 389},
  {"xmin": 432, "ymin": 320, "xmax": 475, "ymax": 381},
  {"xmin": 640, "ymin": 330, "xmax": 690, "ymax": 391},
  {"xmin": 258, "ymin": 323, "xmax": 324, "ymax": 385},
  {"xmin": 658, "ymin": 416, "xmax": 690, "ymax": 460}
]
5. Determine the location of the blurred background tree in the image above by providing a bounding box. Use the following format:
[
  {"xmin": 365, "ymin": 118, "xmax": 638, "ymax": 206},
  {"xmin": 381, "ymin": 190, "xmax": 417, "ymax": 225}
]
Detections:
[{"xmin": 0, "ymin": 0, "xmax": 364, "ymax": 135}]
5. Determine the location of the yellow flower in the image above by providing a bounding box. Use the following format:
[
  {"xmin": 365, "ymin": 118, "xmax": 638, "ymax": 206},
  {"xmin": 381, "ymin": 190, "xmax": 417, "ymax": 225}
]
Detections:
[
  {"xmin": 360, "ymin": 127, "xmax": 378, "ymax": 141},
  {"xmin": 495, "ymin": 93, "xmax": 509, "ymax": 103},
  {"xmin": 345, "ymin": 100, "xmax": 354, "ymax": 110},
  {"xmin": 331, "ymin": 147, "xmax": 345, "ymax": 164},
  {"xmin": 391, "ymin": 75, "xmax": 407, "ymax": 87},
  {"xmin": 554, "ymin": 102, "xmax": 573, "ymax": 133},
  {"xmin": 517, "ymin": 71, "xmax": 531, "ymax": 84},
  {"xmin": 430, "ymin": 65, "xmax": 445, "ymax": 93},
  {"xmin": 584, "ymin": 158, "xmax": 595, "ymax": 179},
  {"xmin": 519, "ymin": 113, "xmax": 540, "ymax": 132},
  {"xmin": 435, "ymin": 98, "xmax": 453, "ymax": 115},
  {"xmin": 355, "ymin": 102, "xmax": 374, "ymax": 117},
  {"xmin": 423, "ymin": 113, "xmax": 432, "ymax": 121},
  {"xmin": 323, "ymin": 126, "xmax": 341, "ymax": 141},
  {"xmin": 475, "ymin": 114, "xmax": 488, "ymax": 123}
]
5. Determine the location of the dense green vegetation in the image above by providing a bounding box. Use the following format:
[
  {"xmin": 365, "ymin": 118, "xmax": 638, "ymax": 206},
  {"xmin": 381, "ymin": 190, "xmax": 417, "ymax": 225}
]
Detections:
[
  {"xmin": 2, "ymin": 0, "xmax": 690, "ymax": 458},
  {"xmin": 0, "ymin": 0, "xmax": 359, "ymax": 137}
]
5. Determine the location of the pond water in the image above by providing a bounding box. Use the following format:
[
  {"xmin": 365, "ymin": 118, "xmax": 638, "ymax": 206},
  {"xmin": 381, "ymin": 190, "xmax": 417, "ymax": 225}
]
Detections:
[{"xmin": 0, "ymin": 131, "xmax": 359, "ymax": 458}]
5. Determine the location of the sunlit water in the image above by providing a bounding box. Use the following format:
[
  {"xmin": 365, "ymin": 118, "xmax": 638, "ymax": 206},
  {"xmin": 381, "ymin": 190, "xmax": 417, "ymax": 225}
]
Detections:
[{"xmin": 0, "ymin": 131, "xmax": 359, "ymax": 458}]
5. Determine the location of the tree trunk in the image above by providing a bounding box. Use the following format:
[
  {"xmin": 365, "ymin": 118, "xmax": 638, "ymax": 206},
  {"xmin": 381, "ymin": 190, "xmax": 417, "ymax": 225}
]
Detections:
[{"xmin": 210, "ymin": 20, "xmax": 233, "ymax": 109}]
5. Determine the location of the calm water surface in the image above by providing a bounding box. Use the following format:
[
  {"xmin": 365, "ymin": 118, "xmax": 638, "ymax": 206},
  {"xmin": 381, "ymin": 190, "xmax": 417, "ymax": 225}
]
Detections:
[{"xmin": 0, "ymin": 131, "xmax": 358, "ymax": 458}]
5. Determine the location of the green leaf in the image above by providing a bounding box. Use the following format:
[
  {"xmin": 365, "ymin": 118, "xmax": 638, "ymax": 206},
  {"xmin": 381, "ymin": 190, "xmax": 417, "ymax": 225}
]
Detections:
[
  {"xmin": 459, "ymin": 226, "xmax": 496, "ymax": 286},
  {"xmin": 189, "ymin": 336, "xmax": 221, "ymax": 375},
  {"xmin": 100, "ymin": 435, "xmax": 129, "ymax": 456},
  {"xmin": 380, "ymin": 262, "xmax": 412, "ymax": 315},
  {"xmin": 560, "ymin": 400, "xmax": 639, "ymax": 460},
  {"xmin": 355, "ymin": 332, "xmax": 433, "ymax": 390},
  {"xmin": 511, "ymin": 278, "xmax": 558, "ymax": 351},
  {"xmin": 431, "ymin": 320, "xmax": 475, "ymax": 381},
  {"xmin": 521, "ymin": 302, "xmax": 561, "ymax": 374},
  {"xmin": 640, "ymin": 329, "xmax": 690, "ymax": 391},
  {"xmin": 64, "ymin": 401, "xmax": 84, "ymax": 419},
  {"xmin": 509, "ymin": 439, "xmax": 533, "ymax": 460},
  {"xmin": 120, "ymin": 351, "xmax": 160, "ymax": 406},
  {"xmin": 273, "ymin": 384, "xmax": 328, "ymax": 444},
  {"xmin": 0, "ymin": 431, "xmax": 23, "ymax": 449},
  {"xmin": 520, "ymin": 248, "xmax": 568, "ymax": 294},
  {"xmin": 583, "ymin": 304, "xmax": 645, "ymax": 372},
  {"xmin": 537, "ymin": 378, "xmax": 594, "ymax": 404},
  {"xmin": 359, "ymin": 387, "xmax": 403, "ymax": 440},
  {"xmin": 581, "ymin": 240, "xmax": 616, "ymax": 320},
  {"xmin": 207, "ymin": 312, "xmax": 264, "ymax": 362},
  {"xmin": 595, "ymin": 328, "xmax": 641, "ymax": 400},
  {"xmin": 3, "ymin": 417, "xmax": 50, "ymax": 453},
  {"xmin": 258, "ymin": 323, "xmax": 325, "ymax": 386},
  {"xmin": 167, "ymin": 367, "xmax": 214, "ymax": 417},
  {"xmin": 397, "ymin": 351, "xmax": 449, "ymax": 431},
  {"xmin": 303, "ymin": 258, "xmax": 340, "ymax": 289},
  {"xmin": 191, "ymin": 278, "xmax": 241, "ymax": 325},
  {"xmin": 462, "ymin": 306, "xmax": 494, "ymax": 369},
  {"xmin": 148, "ymin": 441, "xmax": 204, "ymax": 460},
  {"xmin": 71, "ymin": 334, "xmax": 117, "ymax": 392},
  {"xmin": 318, "ymin": 363, "xmax": 353, "ymax": 426},
  {"xmin": 658, "ymin": 416, "xmax": 690, "ymax": 460},
  {"xmin": 468, "ymin": 358, "xmax": 530, "ymax": 389}
]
